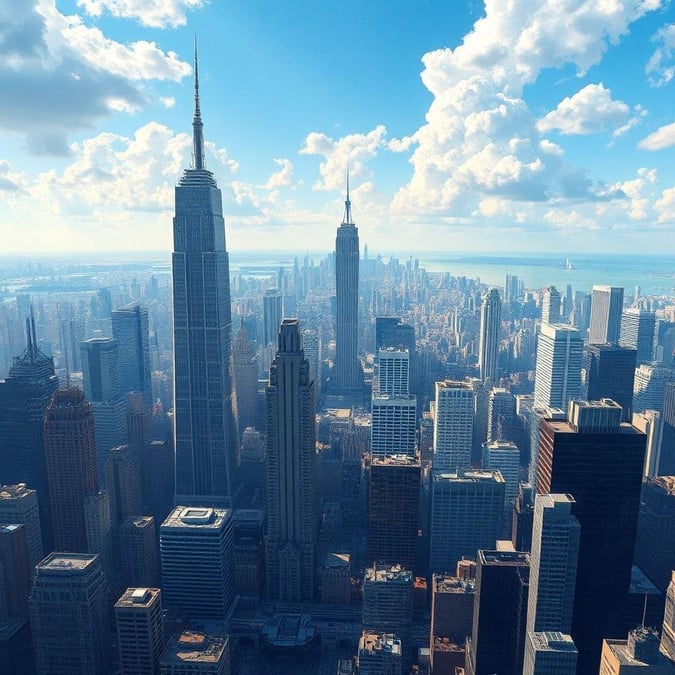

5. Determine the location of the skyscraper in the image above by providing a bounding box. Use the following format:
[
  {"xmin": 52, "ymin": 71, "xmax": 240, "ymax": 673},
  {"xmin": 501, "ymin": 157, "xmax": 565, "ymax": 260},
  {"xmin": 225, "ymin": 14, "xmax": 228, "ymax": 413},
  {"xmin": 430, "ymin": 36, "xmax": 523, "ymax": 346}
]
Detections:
[
  {"xmin": 633, "ymin": 362, "xmax": 674, "ymax": 414},
  {"xmin": 583, "ymin": 343, "xmax": 636, "ymax": 421},
  {"xmin": 368, "ymin": 454, "xmax": 420, "ymax": 571},
  {"xmin": 334, "ymin": 178, "xmax": 361, "ymax": 392},
  {"xmin": 533, "ymin": 323, "xmax": 582, "ymax": 410},
  {"xmin": 80, "ymin": 337, "xmax": 128, "ymax": 477},
  {"xmin": 232, "ymin": 322, "xmax": 259, "ymax": 436},
  {"xmin": 0, "ymin": 484, "xmax": 43, "ymax": 570},
  {"xmin": 265, "ymin": 319, "xmax": 316, "ymax": 602},
  {"xmin": 536, "ymin": 399, "xmax": 646, "ymax": 674},
  {"xmin": 620, "ymin": 308, "xmax": 656, "ymax": 364},
  {"xmin": 478, "ymin": 288, "xmax": 501, "ymax": 382},
  {"xmin": 526, "ymin": 494, "xmax": 580, "ymax": 635},
  {"xmin": 263, "ymin": 289, "xmax": 282, "ymax": 346},
  {"xmin": 374, "ymin": 348, "xmax": 410, "ymax": 396},
  {"xmin": 0, "ymin": 318, "xmax": 58, "ymax": 548},
  {"xmin": 523, "ymin": 632, "xmax": 578, "ymax": 675},
  {"xmin": 172, "ymin": 48, "xmax": 239, "ymax": 505},
  {"xmin": 111, "ymin": 303, "xmax": 152, "ymax": 405},
  {"xmin": 30, "ymin": 553, "xmax": 111, "ymax": 674},
  {"xmin": 160, "ymin": 506, "xmax": 234, "ymax": 618},
  {"xmin": 44, "ymin": 388, "xmax": 99, "ymax": 552},
  {"xmin": 371, "ymin": 394, "xmax": 417, "ymax": 459},
  {"xmin": 589, "ymin": 285, "xmax": 624, "ymax": 345},
  {"xmin": 433, "ymin": 380, "xmax": 474, "ymax": 472},
  {"xmin": 541, "ymin": 286, "xmax": 561, "ymax": 325},
  {"xmin": 486, "ymin": 387, "xmax": 518, "ymax": 444}
]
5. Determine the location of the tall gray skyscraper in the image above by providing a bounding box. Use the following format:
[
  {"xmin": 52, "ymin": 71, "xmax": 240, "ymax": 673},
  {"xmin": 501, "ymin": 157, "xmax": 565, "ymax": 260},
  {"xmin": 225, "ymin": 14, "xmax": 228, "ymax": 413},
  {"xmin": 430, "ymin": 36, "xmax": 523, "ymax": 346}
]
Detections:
[
  {"xmin": 526, "ymin": 494, "xmax": 580, "ymax": 636},
  {"xmin": 265, "ymin": 319, "xmax": 316, "ymax": 602},
  {"xmin": 478, "ymin": 288, "xmax": 501, "ymax": 382},
  {"xmin": 111, "ymin": 303, "xmax": 152, "ymax": 405},
  {"xmin": 541, "ymin": 286, "xmax": 561, "ymax": 325},
  {"xmin": 263, "ymin": 289, "xmax": 282, "ymax": 346},
  {"xmin": 334, "ymin": 180, "xmax": 361, "ymax": 392},
  {"xmin": 589, "ymin": 285, "xmax": 624, "ymax": 345},
  {"xmin": 172, "ymin": 48, "xmax": 239, "ymax": 505},
  {"xmin": 620, "ymin": 308, "xmax": 656, "ymax": 364}
]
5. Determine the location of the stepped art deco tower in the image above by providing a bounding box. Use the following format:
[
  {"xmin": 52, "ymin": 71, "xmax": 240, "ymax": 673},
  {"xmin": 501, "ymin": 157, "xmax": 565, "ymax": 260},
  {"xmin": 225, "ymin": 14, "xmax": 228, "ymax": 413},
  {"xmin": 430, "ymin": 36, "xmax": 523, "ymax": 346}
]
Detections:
[
  {"xmin": 172, "ymin": 46, "xmax": 239, "ymax": 506},
  {"xmin": 334, "ymin": 176, "xmax": 361, "ymax": 393}
]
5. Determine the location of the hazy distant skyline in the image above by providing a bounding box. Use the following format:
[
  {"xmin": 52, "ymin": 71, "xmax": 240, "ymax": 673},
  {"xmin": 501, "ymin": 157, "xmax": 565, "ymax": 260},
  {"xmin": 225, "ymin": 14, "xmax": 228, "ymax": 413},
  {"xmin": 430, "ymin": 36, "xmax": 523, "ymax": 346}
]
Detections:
[{"xmin": 1, "ymin": 1, "xmax": 674, "ymax": 254}]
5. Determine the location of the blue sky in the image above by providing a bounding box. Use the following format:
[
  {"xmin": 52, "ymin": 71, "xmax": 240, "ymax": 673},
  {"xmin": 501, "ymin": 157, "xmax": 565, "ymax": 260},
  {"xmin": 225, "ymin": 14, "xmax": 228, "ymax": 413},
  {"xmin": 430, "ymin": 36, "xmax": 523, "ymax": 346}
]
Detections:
[{"xmin": 0, "ymin": 0, "xmax": 674, "ymax": 255}]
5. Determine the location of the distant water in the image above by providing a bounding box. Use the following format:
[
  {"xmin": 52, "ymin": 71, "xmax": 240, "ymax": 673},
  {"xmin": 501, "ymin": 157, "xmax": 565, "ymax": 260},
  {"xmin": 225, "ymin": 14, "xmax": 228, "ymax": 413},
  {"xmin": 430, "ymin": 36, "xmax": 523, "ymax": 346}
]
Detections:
[{"xmin": 228, "ymin": 251, "xmax": 675, "ymax": 298}]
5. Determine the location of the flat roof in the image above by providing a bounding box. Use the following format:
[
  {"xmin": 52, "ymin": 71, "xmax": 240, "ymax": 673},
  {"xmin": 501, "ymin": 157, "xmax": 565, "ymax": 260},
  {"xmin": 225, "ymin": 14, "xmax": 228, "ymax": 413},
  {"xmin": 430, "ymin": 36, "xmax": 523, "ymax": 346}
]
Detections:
[
  {"xmin": 37, "ymin": 552, "xmax": 98, "ymax": 573},
  {"xmin": 162, "ymin": 631, "xmax": 227, "ymax": 664},
  {"xmin": 432, "ymin": 470, "xmax": 504, "ymax": 484},
  {"xmin": 115, "ymin": 587, "xmax": 161, "ymax": 609},
  {"xmin": 530, "ymin": 632, "xmax": 577, "ymax": 653},
  {"xmin": 0, "ymin": 483, "xmax": 35, "ymax": 500},
  {"xmin": 365, "ymin": 564, "xmax": 412, "ymax": 584},
  {"xmin": 162, "ymin": 506, "xmax": 231, "ymax": 530}
]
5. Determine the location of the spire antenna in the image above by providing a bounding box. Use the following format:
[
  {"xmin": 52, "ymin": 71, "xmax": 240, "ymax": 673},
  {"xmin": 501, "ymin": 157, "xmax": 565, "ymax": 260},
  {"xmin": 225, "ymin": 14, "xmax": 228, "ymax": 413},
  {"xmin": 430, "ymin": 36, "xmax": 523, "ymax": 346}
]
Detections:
[
  {"xmin": 343, "ymin": 166, "xmax": 353, "ymax": 224},
  {"xmin": 192, "ymin": 36, "xmax": 205, "ymax": 171}
]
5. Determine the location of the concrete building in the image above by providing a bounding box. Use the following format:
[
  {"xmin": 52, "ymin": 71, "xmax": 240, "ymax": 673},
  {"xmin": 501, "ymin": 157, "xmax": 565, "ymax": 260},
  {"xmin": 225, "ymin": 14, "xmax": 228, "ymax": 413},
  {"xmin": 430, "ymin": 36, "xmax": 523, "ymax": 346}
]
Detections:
[
  {"xmin": 430, "ymin": 471, "xmax": 504, "ymax": 574},
  {"xmin": 374, "ymin": 348, "xmax": 410, "ymax": 396},
  {"xmin": 265, "ymin": 319, "xmax": 316, "ymax": 602},
  {"xmin": 523, "ymin": 631, "xmax": 577, "ymax": 675},
  {"xmin": 0, "ymin": 524, "xmax": 31, "ymax": 620},
  {"xmin": 160, "ymin": 631, "xmax": 229, "ymax": 675},
  {"xmin": 105, "ymin": 444, "xmax": 142, "ymax": 526},
  {"xmin": 29, "ymin": 553, "xmax": 111, "ymax": 674},
  {"xmin": 357, "ymin": 632, "xmax": 402, "ymax": 675},
  {"xmin": 430, "ymin": 572, "xmax": 475, "ymax": 646},
  {"xmin": 371, "ymin": 394, "xmax": 417, "ymax": 459},
  {"xmin": 620, "ymin": 309, "xmax": 656, "ymax": 365},
  {"xmin": 160, "ymin": 506, "xmax": 234, "ymax": 618},
  {"xmin": 263, "ymin": 289, "xmax": 282, "ymax": 347},
  {"xmin": 478, "ymin": 288, "xmax": 501, "ymax": 382},
  {"xmin": 600, "ymin": 628, "xmax": 675, "ymax": 674},
  {"xmin": 111, "ymin": 303, "xmax": 152, "ymax": 404},
  {"xmin": 534, "ymin": 323, "xmax": 582, "ymax": 410},
  {"xmin": 541, "ymin": 286, "xmax": 561, "ymax": 325},
  {"xmin": 0, "ymin": 484, "xmax": 42, "ymax": 570},
  {"xmin": 115, "ymin": 587, "xmax": 164, "ymax": 675},
  {"xmin": 433, "ymin": 380, "xmax": 474, "ymax": 472},
  {"xmin": 482, "ymin": 440, "xmax": 520, "ymax": 508},
  {"xmin": 487, "ymin": 387, "xmax": 518, "ymax": 444},
  {"xmin": 120, "ymin": 516, "xmax": 160, "ymax": 589},
  {"xmin": 526, "ymin": 494, "xmax": 580, "ymax": 635},
  {"xmin": 633, "ymin": 363, "xmax": 674, "ymax": 415},
  {"xmin": 232, "ymin": 509, "xmax": 265, "ymax": 600},
  {"xmin": 589, "ymin": 285, "xmax": 624, "ymax": 345},
  {"xmin": 321, "ymin": 552, "xmax": 352, "ymax": 605},
  {"xmin": 362, "ymin": 564, "xmax": 413, "ymax": 638},
  {"xmin": 661, "ymin": 571, "xmax": 675, "ymax": 662},
  {"xmin": 368, "ymin": 454, "xmax": 420, "ymax": 571},
  {"xmin": 232, "ymin": 322, "xmax": 259, "ymax": 438},
  {"xmin": 633, "ymin": 410, "xmax": 664, "ymax": 477}
]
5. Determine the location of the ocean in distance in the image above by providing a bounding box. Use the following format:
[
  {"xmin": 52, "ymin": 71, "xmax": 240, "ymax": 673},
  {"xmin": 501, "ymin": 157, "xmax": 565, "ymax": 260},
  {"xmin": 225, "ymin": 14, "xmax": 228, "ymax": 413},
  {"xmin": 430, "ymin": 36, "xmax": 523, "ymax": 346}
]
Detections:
[{"xmin": 228, "ymin": 251, "xmax": 675, "ymax": 298}]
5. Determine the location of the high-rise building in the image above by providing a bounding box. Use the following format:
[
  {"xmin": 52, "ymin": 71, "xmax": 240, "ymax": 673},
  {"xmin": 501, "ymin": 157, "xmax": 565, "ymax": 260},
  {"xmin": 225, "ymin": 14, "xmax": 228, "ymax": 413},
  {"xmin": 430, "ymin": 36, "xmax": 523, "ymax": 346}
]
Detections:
[
  {"xmin": 482, "ymin": 440, "xmax": 520, "ymax": 510},
  {"xmin": 232, "ymin": 509, "xmax": 265, "ymax": 600},
  {"xmin": 526, "ymin": 494, "xmax": 580, "ymax": 636},
  {"xmin": 633, "ymin": 410, "xmax": 664, "ymax": 477},
  {"xmin": 430, "ymin": 470, "xmax": 505, "ymax": 574},
  {"xmin": 300, "ymin": 327, "xmax": 322, "ymax": 401},
  {"xmin": 660, "ymin": 382, "xmax": 675, "ymax": 474},
  {"xmin": 362, "ymin": 564, "xmax": 413, "ymax": 637},
  {"xmin": 0, "ymin": 319, "xmax": 58, "ymax": 548},
  {"xmin": 466, "ymin": 550, "xmax": 530, "ymax": 675},
  {"xmin": 620, "ymin": 308, "xmax": 656, "ymax": 364},
  {"xmin": 120, "ymin": 516, "xmax": 160, "ymax": 589},
  {"xmin": 486, "ymin": 387, "xmax": 518, "ymax": 444},
  {"xmin": 357, "ymin": 632, "xmax": 402, "ymax": 675},
  {"xmin": 44, "ymin": 388, "xmax": 99, "ymax": 552},
  {"xmin": 105, "ymin": 444, "xmax": 142, "ymax": 527},
  {"xmin": 661, "ymin": 571, "xmax": 675, "ymax": 662},
  {"xmin": 375, "ymin": 317, "xmax": 415, "ymax": 354},
  {"xmin": 583, "ymin": 344, "xmax": 636, "ymax": 420},
  {"xmin": 232, "ymin": 322, "xmax": 259, "ymax": 436},
  {"xmin": 478, "ymin": 288, "xmax": 501, "ymax": 382},
  {"xmin": 368, "ymin": 455, "xmax": 420, "ymax": 571},
  {"xmin": 430, "ymin": 571, "xmax": 475, "ymax": 648},
  {"xmin": 370, "ymin": 394, "xmax": 417, "ymax": 459},
  {"xmin": 0, "ymin": 524, "xmax": 31, "ymax": 620},
  {"xmin": 334, "ymin": 180, "xmax": 361, "ymax": 393},
  {"xmin": 115, "ymin": 587, "xmax": 164, "ymax": 675},
  {"xmin": 634, "ymin": 476, "xmax": 675, "ymax": 593},
  {"xmin": 541, "ymin": 286, "xmax": 561, "ymax": 325},
  {"xmin": 160, "ymin": 506, "xmax": 234, "ymax": 618},
  {"xmin": 172, "ymin": 49, "xmax": 239, "ymax": 505},
  {"xmin": 512, "ymin": 482, "xmax": 535, "ymax": 552},
  {"xmin": 633, "ymin": 362, "xmax": 674, "ymax": 414},
  {"xmin": 523, "ymin": 632, "xmax": 578, "ymax": 675},
  {"xmin": 262, "ymin": 289, "xmax": 282, "ymax": 346},
  {"xmin": 265, "ymin": 319, "xmax": 316, "ymax": 602},
  {"xmin": 321, "ymin": 552, "xmax": 352, "ymax": 605},
  {"xmin": 505, "ymin": 274, "xmax": 520, "ymax": 303},
  {"xmin": 589, "ymin": 285, "xmax": 624, "ymax": 345},
  {"xmin": 433, "ymin": 380, "xmax": 474, "ymax": 472},
  {"xmin": 374, "ymin": 348, "xmax": 409, "ymax": 396},
  {"xmin": 536, "ymin": 399, "xmax": 646, "ymax": 674},
  {"xmin": 112, "ymin": 303, "xmax": 152, "ymax": 404},
  {"xmin": 533, "ymin": 323, "xmax": 582, "ymax": 410},
  {"xmin": 0, "ymin": 484, "xmax": 43, "ymax": 570},
  {"xmin": 81, "ymin": 337, "xmax": 128, "ymax": 477},
  {"xmin": 29, "ymin": 553, "xmax": 111, "ymax": 674}
]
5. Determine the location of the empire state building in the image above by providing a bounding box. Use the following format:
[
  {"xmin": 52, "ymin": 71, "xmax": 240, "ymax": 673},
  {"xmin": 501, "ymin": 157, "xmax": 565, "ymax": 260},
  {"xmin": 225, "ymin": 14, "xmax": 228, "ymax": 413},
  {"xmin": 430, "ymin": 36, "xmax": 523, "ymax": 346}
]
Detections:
[{"xmin": 172, "ymin": 46, "xmax": 239, "ymax": 505}]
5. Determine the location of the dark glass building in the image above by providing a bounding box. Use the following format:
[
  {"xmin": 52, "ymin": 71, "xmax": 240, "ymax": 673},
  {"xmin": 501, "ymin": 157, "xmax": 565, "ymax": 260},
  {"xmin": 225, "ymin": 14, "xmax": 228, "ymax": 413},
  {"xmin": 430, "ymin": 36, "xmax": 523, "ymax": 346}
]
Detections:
[
  {"xmin": 583, "ymin": 343, "xmax": 636, "ymax": 420},
  {"xmin": 536, "ymin": 399, "xmax": 646, "ymax": 675},
  {"xmin": 111, "ymin": 303, "xmax": 152, "ymax": 405}
]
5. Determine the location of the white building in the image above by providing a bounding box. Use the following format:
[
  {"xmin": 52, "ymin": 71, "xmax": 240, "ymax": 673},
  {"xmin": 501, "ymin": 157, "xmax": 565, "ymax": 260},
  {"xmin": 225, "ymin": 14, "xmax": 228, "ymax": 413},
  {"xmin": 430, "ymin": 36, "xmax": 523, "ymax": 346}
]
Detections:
[
  {"xmin": 371, "ymin": 394, "xmax": 417, "ymax": 459},
  {"xmin": 482, "ymin": 440, "xmax": 520, "ymax": 507},
  {"xmin": 433, "ymin": 380, "xmax": 474, "ymax": 472},
  {"xmin": 534, "ymin": 323, "xmax": 582, "ymax": 410}
]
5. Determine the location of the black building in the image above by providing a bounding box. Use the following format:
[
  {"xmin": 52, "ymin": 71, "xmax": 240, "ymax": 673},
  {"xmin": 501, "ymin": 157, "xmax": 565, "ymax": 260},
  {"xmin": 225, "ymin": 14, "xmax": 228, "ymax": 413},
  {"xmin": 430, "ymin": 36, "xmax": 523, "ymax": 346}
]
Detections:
[{"xmin": 583, "ymin": 343, "xmax": 636, "ymax": 421}]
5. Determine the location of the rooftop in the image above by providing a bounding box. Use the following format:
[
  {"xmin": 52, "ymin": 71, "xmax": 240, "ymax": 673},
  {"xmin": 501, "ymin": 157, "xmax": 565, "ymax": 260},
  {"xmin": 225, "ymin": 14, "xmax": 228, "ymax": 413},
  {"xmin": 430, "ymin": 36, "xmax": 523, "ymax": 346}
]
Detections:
[
  {"xmin": 359, "ymin": 632, "xmax": 402, "ymax": 657},
  {"xmin": 365, "ymin": 564, "xmax": 413, "ymax": 584},
  {"xmin": 530, "ymin": 631, "xmax": 577, "ymax": 653},
  {"xmin": 0, "ymin": 483, "xmax": 35, "ymax": 500},
  {"xmin": 162, "ymin": 631, "xmax": 227, "ymax": 665},
  {"xmin": 37, "ymin": 552, "xmax": 98, "ymax": 573},
  {"xmin": 432, "ymin": 469, "xmax": 505, "ymax": 484},
  {"xmin": 259, "ymin": 613, "xmax": 317, "ymax": 647},
  {"xmin": 324, "ymin": 552, "xmax": 351, "ymax": 569},
  {"xmin": 115, "ymin": 587, "xmax": 161, "ymax": 609},
  {"xmin": 479, "ymin": 550, "xmax": 529, "ymax": 566},
  {"xmin": 432, "ymin": 573, "xmax": 475, "ymax": 594},
  {"xmin": 162, "ymin": 506, "xmax": 231, "ymax": 530},
  {"xmin": 371, "ymin": 454, "xmax": 420, "ymax": 467}
]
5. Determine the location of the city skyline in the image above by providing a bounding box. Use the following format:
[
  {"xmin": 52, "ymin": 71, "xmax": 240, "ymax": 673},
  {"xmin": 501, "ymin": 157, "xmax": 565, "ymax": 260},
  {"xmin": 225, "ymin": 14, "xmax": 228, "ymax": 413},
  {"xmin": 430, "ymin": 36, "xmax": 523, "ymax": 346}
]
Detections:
[{"xmin": 0, "ymin": 1, "xmax": 674, "ymax": 255}]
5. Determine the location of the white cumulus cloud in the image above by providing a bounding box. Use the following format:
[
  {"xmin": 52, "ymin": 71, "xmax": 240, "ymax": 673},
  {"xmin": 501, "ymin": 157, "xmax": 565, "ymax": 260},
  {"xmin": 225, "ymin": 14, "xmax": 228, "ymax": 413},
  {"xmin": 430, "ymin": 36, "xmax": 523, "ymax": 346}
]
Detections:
[
  {"xmin": 646, "ymin": 23, "xmax": 675, "ymax": 86},
  {"xmin": 76, "ymin": 0, "xmax": 206, "ymax": 28},
  {"xmin": 638, "ymin": 122, "xmax": 675, "ymax": 150}
]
